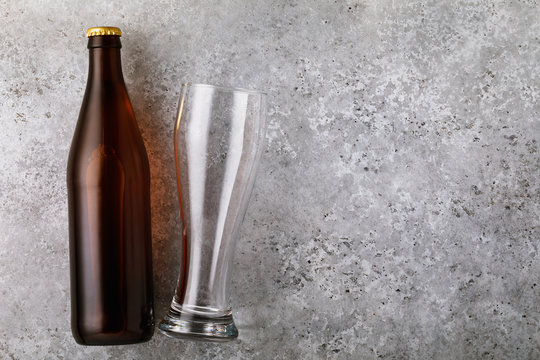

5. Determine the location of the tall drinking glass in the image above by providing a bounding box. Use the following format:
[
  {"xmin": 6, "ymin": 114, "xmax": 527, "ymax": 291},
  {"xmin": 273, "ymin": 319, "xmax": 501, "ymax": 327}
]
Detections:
[{"xmin": 159, "ymin": 83, "xmax": 267, "ymax": 341}]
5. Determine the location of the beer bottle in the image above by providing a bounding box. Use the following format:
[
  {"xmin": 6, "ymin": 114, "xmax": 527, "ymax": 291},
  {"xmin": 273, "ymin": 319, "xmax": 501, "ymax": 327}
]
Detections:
[{"xmin": 67, "ymin": 26, "xmax": 154, "ymax": 345}]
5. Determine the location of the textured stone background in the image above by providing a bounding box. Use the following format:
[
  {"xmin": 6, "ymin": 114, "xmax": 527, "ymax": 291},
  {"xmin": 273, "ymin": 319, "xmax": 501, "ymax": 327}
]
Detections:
[{"xmin": 1, "ymin": 0, "xmax": 539, "ymax": 359}]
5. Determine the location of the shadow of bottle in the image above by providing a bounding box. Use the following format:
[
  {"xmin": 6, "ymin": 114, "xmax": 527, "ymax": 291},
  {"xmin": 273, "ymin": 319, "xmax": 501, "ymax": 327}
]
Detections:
[
  {"xmin": 124, "ymin": 32, "xmax": 280, "ymax": 342},
  {"xmin": 122, "ymin": 32, "xmax": 184, "ymax": 326}
]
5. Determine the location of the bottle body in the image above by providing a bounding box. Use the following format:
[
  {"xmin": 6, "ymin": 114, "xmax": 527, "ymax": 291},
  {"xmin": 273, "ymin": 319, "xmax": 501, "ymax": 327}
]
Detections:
[{"xmin": 67, "ymin": 33, "xmax": 154, "ymax": 345}]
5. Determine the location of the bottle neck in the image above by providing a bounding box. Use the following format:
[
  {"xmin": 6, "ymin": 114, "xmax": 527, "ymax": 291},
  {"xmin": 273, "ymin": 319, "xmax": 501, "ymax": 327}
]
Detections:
[{"xmin": 87, "ymin": 36, "xmax": 124, "ymax": 82}]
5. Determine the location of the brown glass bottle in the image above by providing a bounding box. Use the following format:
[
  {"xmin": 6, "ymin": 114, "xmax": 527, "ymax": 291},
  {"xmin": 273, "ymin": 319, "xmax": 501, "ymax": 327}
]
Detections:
[{"xmin": 67, "ymin": 27, "xmax": 154, "ymax": 345}]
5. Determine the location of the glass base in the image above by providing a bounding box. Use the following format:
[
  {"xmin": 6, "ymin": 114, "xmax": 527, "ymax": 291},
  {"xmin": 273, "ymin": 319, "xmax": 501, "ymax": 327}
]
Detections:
[{"xmin": 158, "ymin": 300, "xmax": 238, "ymax": 342}]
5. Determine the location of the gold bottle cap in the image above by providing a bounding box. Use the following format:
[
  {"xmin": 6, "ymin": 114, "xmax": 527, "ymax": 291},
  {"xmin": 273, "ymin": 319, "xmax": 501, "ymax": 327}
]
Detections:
[{"xmin": 86, "ymin": 26, "xmax": 122, "ymax": 37}]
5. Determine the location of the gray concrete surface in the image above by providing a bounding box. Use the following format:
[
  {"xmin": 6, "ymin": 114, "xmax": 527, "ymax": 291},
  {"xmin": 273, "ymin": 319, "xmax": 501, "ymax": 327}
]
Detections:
[{"xmin": 1, "ymin": 0, "xmax": 539, "ymax": 359}]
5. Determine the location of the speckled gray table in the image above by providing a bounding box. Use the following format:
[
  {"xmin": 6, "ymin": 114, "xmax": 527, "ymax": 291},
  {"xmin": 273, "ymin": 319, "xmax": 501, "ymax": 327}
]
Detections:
[{"xmin": 1, "ymin": 1, "xmax": 539, "ymax": 359}]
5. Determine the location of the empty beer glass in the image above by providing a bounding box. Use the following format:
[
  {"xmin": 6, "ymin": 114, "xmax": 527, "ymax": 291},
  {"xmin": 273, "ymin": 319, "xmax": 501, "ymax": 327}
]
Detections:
[{"xmin": 159, "ymin": 83, "xmax": 267, "ymax": 342}]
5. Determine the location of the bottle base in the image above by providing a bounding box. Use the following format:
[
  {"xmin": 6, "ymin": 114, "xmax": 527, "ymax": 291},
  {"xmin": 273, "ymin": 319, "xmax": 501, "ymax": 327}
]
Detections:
[
  {"xmin": 72, "ymin": 323, "xmax": 154, "ymax": 346},
  {"xmin": 158, "ymin": 302, "xmax": 238, "ymax": 342},
  {"xmin": 73, "ymin": 331, "xmax": 153, "ymax": 346},
  {"xmin": 74, "ymin": 336, "xmax": 153, "ymax": 346}
]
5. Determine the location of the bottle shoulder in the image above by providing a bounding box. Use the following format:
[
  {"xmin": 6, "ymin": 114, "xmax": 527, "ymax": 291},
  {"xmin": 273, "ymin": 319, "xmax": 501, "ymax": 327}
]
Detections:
[
  {"xmin": 67, "ymin": 119, "xmax": 150, "ymax": 180},
  {"xmin": 68, "ymin": 80, "xmax": 149, "ymax": 173},
  {"xmin": 79, "ymin": 82, "xmax": 136, "ymax": 117},
  {"xmin": 73, "ymin": 86, "xmax": 144, "ymax": 145}
]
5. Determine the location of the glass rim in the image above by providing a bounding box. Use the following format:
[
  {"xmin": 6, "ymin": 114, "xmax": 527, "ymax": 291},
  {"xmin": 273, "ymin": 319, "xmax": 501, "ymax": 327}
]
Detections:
[{"xmin": 182, "ymin": 83, "xmax": 266, "ymax": 96}]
